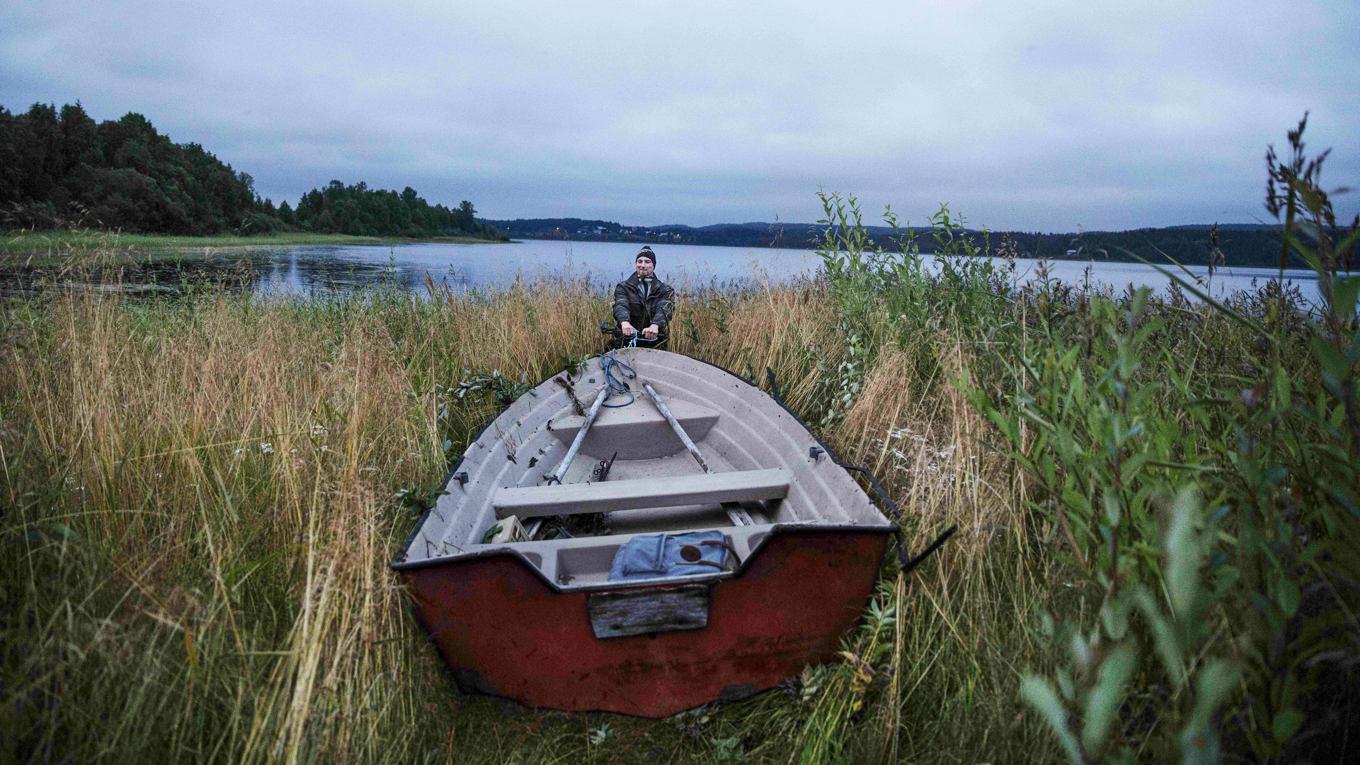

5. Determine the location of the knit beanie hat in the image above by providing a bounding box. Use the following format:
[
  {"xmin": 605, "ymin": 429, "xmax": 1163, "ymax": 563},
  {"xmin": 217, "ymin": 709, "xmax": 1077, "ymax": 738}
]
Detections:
[{"xmin": 635, "ymin": 246, "xmax": 656, "ymax": 266}]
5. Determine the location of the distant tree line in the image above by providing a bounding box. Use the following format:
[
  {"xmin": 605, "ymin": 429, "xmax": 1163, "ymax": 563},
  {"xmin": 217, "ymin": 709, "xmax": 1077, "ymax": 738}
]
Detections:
[
  {"xmin": 285, "ymin": 181, "xmax": 498, "ymax": 239},
  {"xmin": 490, "ymin": 218, "xmax": 1299, "ymax": 268},
  {"xmin": 0, "ymin": 101, "xmax": 500, "ymax": 240},
  {"xmin": 987, "ymin": 226, "xmax": 1293, "ymax": 269}
]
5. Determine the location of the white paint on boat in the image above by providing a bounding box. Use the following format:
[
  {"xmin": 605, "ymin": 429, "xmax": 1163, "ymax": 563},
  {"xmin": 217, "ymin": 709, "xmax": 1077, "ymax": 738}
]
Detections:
[{"xmin": 399, "ymin": 348, "xmax": 890, "ymax": 588}]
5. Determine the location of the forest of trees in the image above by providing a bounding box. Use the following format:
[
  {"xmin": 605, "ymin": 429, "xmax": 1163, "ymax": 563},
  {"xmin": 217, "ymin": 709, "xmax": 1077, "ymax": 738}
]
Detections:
[
  {"xmin": 0, "ymin": 102, "xmax": 261, "ymax": 234},
  {"xmin": 0, "ymin": 101, "xmax": 500, "ymax": 240},
  {"xmin": 286, "ymin": 181, "xmax": 498, "ymax": 239}
]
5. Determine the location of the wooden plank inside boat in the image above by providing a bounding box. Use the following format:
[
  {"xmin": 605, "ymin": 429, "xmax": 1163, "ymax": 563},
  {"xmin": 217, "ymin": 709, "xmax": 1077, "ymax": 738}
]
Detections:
[{"xmin": 492, "ymin": 467, "xmax": 789, "ymax": 518}]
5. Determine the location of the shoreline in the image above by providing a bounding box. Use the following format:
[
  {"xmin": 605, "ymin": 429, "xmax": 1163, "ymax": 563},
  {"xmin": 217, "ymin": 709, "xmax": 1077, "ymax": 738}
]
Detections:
[{"xmin": 0, "ymin": 229, "xmax": 511, "ymax": 262}]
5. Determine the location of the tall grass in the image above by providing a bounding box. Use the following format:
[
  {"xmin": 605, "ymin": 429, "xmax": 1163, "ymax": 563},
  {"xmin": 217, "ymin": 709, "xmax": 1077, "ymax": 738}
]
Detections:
[
  {"xmin": 3, "ymin": 121, "xmax": 1354, "ymax": 763},
  {"xmin": 2, "ymin": 259, "xmax": 1063, "ymax": 761}
]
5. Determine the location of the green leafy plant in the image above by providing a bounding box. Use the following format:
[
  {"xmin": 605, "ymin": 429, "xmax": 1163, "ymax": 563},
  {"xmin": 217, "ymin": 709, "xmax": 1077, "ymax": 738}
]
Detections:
[
  {"xmin": 454, "ymin": 367, "xmax": 531, "ymax": 406},
  {"xmin": 393, "ymin": 482, "xmax": 448, "ymax": 515},
  {"xmin": 972, "ymin": 116, "xmax": 1359, "ymax": 762}
]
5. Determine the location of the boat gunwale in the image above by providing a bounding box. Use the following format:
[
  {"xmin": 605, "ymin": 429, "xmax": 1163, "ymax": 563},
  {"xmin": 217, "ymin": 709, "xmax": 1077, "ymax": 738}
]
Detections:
[
  {"xmin": 389, "ymin": 351, "xmax": 897, "ymax": 573},
  {"xmin": 390, "ymin": 522, "xmax": 895, "ymax": 594}
]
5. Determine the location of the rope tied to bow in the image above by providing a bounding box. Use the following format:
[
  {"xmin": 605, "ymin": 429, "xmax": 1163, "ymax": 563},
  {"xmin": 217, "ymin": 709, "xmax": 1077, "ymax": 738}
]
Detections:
[{"xmin": 600, "ymin": 349, "xmax": 637, "ymax": 408}]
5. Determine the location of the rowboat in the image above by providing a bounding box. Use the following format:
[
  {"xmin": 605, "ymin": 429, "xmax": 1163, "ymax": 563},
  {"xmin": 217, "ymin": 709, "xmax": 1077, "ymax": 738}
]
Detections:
[{"xmin": 391, "ymin": 348, "xmax": 897, "ymax": 717}]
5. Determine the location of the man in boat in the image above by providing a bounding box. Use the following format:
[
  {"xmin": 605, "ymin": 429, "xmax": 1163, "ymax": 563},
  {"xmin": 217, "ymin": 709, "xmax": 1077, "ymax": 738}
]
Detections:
[{"xmin": 609, "ymin": 245, "xmax": 675, "ymax": 350}]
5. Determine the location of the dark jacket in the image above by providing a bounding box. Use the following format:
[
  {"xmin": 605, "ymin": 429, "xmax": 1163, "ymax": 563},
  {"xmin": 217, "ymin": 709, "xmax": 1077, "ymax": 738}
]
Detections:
[{"xmin": 612, "ymin": 273, "xmax": 675, "ymax": 347}]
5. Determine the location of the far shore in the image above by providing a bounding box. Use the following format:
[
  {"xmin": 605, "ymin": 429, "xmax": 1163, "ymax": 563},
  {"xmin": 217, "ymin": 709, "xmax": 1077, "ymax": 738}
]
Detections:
[{"xmin": 0, "ymin": 229, "xmax": 511, "ymax": 264}]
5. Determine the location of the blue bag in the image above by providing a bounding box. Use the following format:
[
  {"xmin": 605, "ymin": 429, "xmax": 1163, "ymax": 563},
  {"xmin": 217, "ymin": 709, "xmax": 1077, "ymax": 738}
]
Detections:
[{"xmin": 607, "ymin": 531, "xmax": 731, "ymax": 581}]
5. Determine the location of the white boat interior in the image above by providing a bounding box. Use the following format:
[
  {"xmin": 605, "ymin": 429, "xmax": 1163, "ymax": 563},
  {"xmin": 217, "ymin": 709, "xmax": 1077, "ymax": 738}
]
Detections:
[{"xmin": 399, "ymin": 349, "xmax": 889, "ymax": 588}]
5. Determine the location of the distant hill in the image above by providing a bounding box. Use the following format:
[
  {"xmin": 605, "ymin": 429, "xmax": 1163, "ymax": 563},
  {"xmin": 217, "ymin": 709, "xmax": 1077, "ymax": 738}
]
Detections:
[
  {"xmin": 490, "ymin": 217, "xmax": 853, "ymax": 250},
  {"xmin": 487, "ymin": 218, "xmax": 1295, "ymax": 268},
  {"xmin": 1164, "ymin": 223, "xmax": 1274, "ymax": 231}
]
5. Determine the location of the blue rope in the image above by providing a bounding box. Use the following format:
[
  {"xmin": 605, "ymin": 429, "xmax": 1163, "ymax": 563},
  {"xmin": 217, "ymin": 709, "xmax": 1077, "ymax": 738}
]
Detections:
[{"xmin": 601, "ymin": 349, "xmax": 637, "ymax": 407}]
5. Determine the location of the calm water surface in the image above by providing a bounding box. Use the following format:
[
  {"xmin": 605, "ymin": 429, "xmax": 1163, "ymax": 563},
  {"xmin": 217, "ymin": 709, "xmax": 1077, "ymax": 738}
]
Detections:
[{"xmin": 184, "ymin": 239, "xmax": 1321, "ymax": 303}]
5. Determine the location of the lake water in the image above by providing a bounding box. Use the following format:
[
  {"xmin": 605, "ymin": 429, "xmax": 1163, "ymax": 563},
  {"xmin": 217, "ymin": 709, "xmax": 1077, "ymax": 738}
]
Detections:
[
  {"xmin": 0, "ymin": 238, "xmax": 1310, "ymax": 303},
  {"xmin": 235, "ymin": 239, "xmax": 1321, "ymax": 304}
]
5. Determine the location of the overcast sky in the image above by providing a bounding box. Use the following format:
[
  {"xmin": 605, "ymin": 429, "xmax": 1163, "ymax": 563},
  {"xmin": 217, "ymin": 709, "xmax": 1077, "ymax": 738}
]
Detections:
[{"xmin": 2, "ymin": 0, "xmax": 1357, "ymax": 232}]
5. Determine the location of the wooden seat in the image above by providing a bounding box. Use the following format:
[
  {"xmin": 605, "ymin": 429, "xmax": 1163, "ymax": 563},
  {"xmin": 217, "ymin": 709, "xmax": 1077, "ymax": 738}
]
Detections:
[{"xmin": 493, "ymin": 468, "xmax": 789, "ymax": 519}]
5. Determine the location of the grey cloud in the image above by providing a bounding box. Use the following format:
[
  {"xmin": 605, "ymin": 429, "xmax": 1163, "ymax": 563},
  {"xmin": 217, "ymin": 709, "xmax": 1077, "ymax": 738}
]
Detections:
[{"xmin": 1, "ymin": 0, "xmax": 1356, "ymax": 231}]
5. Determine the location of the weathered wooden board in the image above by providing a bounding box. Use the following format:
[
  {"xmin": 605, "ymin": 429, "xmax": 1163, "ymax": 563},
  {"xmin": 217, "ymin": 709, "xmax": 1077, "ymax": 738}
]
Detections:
[
  {"xmin": 587, "ymin": 584, "xmax": 711, "ymax": 639},
  {"xmin": 493, "ymin": 468, "xmax": 789, "ymax": 519}
]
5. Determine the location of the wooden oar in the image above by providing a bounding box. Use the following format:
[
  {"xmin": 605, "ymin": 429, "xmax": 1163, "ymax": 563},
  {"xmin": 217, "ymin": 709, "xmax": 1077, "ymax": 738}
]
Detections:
[
  {"xmin": 548, "ymin": 384, "xmax": 611, "ymax": 485},
  {"xmin": 526, "ymin": 384, "xmax": 610, "ymax": 538},
  {"xmin": 641, "ymin": 382, "xmax": 753, "ymax": 526}
]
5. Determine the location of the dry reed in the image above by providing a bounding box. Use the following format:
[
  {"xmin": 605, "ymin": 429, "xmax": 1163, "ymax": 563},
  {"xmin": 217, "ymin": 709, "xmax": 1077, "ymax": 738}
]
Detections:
[{"xmin": 1, "ymin": 272, "xmax": 1059, "ymax": 763}]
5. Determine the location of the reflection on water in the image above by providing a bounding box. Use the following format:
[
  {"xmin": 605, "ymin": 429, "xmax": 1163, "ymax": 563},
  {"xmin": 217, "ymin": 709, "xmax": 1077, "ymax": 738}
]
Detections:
[
  {"xmin": 0, "ymin": 238, "xmax": 1326, "ymax": 304},
  {"xmin": 257, "ymin": 251, "xmax": 420, "ymax": 294},
  {"xmin": 242, "ymin": 241, "xmax": 827, "ymax": 296}
]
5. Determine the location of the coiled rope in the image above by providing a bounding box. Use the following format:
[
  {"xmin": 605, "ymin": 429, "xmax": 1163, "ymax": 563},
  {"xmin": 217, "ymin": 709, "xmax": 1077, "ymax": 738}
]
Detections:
[{"xmin": 601, "ymin": 343, "xmax": 638, "ymax": 407}]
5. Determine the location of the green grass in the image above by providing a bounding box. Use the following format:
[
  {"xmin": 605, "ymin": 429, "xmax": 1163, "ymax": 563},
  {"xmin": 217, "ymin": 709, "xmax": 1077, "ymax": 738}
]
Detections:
[{"xmin": 0, "ymin": 228, "xmax": 508, "ymax": 263}]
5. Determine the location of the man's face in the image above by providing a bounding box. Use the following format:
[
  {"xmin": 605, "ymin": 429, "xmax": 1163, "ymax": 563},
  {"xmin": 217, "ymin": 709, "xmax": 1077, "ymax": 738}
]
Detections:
[{"xmin": 635, "ymin": 257, "xmax": 655, "ymax": 277}]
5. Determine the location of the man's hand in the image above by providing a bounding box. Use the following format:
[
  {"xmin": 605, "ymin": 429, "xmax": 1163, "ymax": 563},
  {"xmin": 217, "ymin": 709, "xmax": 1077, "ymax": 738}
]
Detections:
[
  {"xmin": 643, "ymin": 324, "xmax": 659, "ymax": 340},
  {"xmin": 620, "ymin": 321, "xmax": 635, "ymax": 336}
]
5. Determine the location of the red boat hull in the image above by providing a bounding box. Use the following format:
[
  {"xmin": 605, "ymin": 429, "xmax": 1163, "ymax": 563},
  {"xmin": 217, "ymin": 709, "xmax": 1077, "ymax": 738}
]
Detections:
[{"xmin": 399, "ymin": 527, "xmax": 889, "ymax": 717}]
